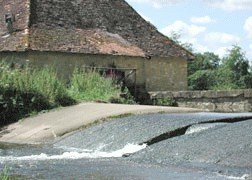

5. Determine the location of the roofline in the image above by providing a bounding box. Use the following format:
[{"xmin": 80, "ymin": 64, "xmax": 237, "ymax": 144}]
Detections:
[{"xmin": 158, "ymin": 33, "xmax": 195, "ymax": 60}]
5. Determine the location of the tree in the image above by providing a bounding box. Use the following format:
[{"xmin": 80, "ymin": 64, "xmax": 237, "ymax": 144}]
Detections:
[
  {"xmin": 188, "ymin": 70, "xmax": 216, "ymax": 90},
  {"xmin": 188, "ymin": 52, "xmax": 220, "ymax": 76},
  {"xmin": 169, "ymin": 31, "xmax": 194, "ymax": 53},
  {"xmin": 216, "ymin": 45, "xmax": 251, "ymax": 89},
  {"xmin": 168, "ymin": 32, "xmax": 252, "ymax": 90}
]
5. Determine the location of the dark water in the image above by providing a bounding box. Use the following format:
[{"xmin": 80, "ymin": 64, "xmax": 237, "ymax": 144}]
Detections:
[
  {"xmin": 1, "ymin": 158, "xmax": 229, "ymax": 180},
  {"xmin": 0, "ymin": 112, "xmax": 252, "ymax": 179}
]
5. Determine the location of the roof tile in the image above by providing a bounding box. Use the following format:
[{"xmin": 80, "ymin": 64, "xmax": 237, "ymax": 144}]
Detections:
[{"xmin": 0, "ymin": 0, "xmax": 194, "ymax": 59}]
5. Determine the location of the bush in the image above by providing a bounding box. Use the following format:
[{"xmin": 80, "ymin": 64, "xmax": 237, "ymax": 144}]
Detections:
[
  {"xmin": 212, "ymin": 67, "xmax": 240, "ymax": 90},
  {"xmin": 0, "ymin": 63, "xmax": 72, "ymax": 105},
  {"xmin": 68, "ymin": 69, "xmax": 121, "ymax": 102},
  {"xmin": 109, "ymin": 87, "xmax": 136, "ymax": 104},
  {"xmin": 0, "ymin": 63, "xmax": 76, "ymax": 125},
  {"xmin": 153, "ymin": 97, "xmax": 177, "ymax": 107},
  {"xmin": 188, "ymin": 70, "xmax": 216, "ymax": 90},
  {"xmin": 0, "ymin": 87, "xmax": 51, "ymax": 125},
  {"xmin": 0, "ymin": 63, "xmax": 136, "ymax": 126},
  {"xmin": 188, "ymin": 70, "xmax": 215, "ymax": 90},
  {"xmin": 0, "ymin": 166, "xmax": 10, "ymax": 180},
  {"xmin": 188, "ymin": 46, "xmax": 252, "ymax": 91}
]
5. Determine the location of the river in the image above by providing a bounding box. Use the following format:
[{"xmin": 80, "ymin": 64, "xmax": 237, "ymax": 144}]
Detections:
[{"xmin": 0, "ymin": 113, "xmax": 252, "ymax": 179}]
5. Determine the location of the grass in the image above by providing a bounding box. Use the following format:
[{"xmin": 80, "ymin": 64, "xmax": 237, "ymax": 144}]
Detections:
[
  {"xmin": 0, "ymin": 62, "xmax": 134, "ymax": 126},
  {"xmin": 0, "ymin": 166, "xmax": 10, "ymax": 180},
  {"xmin": 152, "ymin": 97, "xmax": 178, "ymax": 107},
  {"xmin": 108, "ymin": 113, "xmax": 133, "ymax": 119},
  {"xmin": 0, "ymin": 62, "xmax": 75, "ymax": 125},
  {"xmin": 68, "ymin": 69, "xmax": 120, "ymax": 102}
]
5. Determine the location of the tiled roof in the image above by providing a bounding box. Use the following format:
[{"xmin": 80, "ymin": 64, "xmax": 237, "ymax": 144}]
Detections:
[
  {"xmin": 0, "ymin": 0, "xmax": 194, "ymax": 60},
  {"xmin": 29, "ymin": 27, "xmax": 145, "ymax": 56}
]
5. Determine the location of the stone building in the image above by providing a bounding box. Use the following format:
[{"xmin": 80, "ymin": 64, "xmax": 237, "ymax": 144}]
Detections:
[{"xmin": 0, "ymin": 0, "xmax": 194, "ymax": 94}]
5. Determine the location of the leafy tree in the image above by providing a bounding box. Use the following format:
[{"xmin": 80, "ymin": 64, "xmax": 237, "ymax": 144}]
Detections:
[
  {"xmin": 168, "ymin": 31, "xmax": 252, "ymax": 90},
  {"xmin": 189, "ymin": 45, "xmax": 252, "ymax": 90},
  {"xmin": 188, "ymin": 52, "xmax": 220, "ymax": 76},
  {"xmin": 169, "ymin": 31, "xmax": 194, "ymax": 53},
  {"xmin": 217, "ymin": 45, "xmax": 251, "ymax": 89},
  {"xmin": 212, "ymin": 66, "xmax": 240, "ymax": 90},
  {"xmin": 188, "ymin": 70, "xmax": 216, "ymax": 90}
]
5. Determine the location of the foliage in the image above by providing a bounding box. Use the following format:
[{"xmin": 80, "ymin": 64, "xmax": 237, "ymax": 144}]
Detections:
[
  {"xmin": 188, "ymin": 52, "xmax": 220, "ymax": 76},
  {"xmin": 0, "ymin": 63, "xmax": 75, "ymax": 125},
  {"xmin": 169, "ymin": 31, "xmax": 252, "ymax": 91},
  {"xmin": 169, "ymin": 31, "xmax": 194, "ymax": 52},
  {"xmin": 0, "ymin": 63, "xmax": 135, "ymax": 126},
  {"xmin": 188, "ymin": 70, "xmax": 216, "ymax": 90},
  {"xmin": 188, "ymin": 45, "xmax": 252, "ymax": 90},
  {"xmin": 0, "ymin": 63, "xmax": 72, "ymax": 105},
  {"xmin": 68, "ymin": 69, "xmax": 121, "ymax": 102},
  {"xmin": 109, "ymin": 87, "xmax": 136, "ymax": 104},
  {"xmin": 211, "ymin": 66, "xmax": 238, "ymax": 90},
  {"xmin": 0, "ymin": 87, "xmax": 51, "ymax": 125},
  {"xmin": 218, "ymin": 45, "xmax": 251, "ymax": 89},
  {"xmin": 0, "ymin": 166, "xmax": 10, "ymax": 180},
  {"xmin": 153, "ymin": 97, "xmax": 177, "ymax": 107}
]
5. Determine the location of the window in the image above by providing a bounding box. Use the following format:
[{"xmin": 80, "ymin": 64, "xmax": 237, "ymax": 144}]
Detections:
[
  {"xmin": 5, "ymin": 14, "xmax": 14, "ymax": 23},
  {"xmin": 5, "ymin": 14, "xmax": 15, "ymax": 33}
]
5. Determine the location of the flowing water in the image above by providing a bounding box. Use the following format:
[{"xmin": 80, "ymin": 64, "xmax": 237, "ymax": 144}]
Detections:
[{"xmin": 0, "ymin": 113, "xmax": 252, "ymax": 179}]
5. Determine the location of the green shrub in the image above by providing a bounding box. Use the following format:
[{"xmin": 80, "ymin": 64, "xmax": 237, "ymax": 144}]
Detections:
[
  {"xmin": 0, "ymin": 62, "xmax": 136, "ymax": 126},
  {"xmin": 188, "ymin": 70, "xmax": 216, "ymax": 90},
  {"xmin": 0, "ymin": 87, "xmax": 51, "ymax": 125},
  {"xmin": 68, "ymin": 69, "xmax": 121, "ymax": 102},
  {"xmin": 109, "ymin": 87, "xmax": 136, "ymax": 104},
  {"xmin": 153, "ymin": 97, "xmax": 177, "ymax": 107},
  {"xmin": 0, "ymin": 166, "xmax": 10, "ymax": 180},
  {"xmin": 211, "ymin": 67, "xmax": 240, "ymax": 90},
  {"xmin": 0, "ymin": 63, "xmax": 76, "ymax": 125},
  {"xmin": 0, "ymin": 63, "xmax": 72, "ymax": 105}
]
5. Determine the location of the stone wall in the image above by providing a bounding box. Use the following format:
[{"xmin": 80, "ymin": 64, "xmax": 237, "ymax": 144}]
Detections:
[
  {"xmin": 0, "ymin": 51, "xmax": 188, "ymax": 92},
  {"xmin": 0, "ymin": 0, "xmax": 30, "ymax": 33},
  {"xmin": 144, "ymin": 57, "xmax": 187, "ymax": 91},
  {"xmin": 149, "ymin": 90, "xmax": 252, "ymax": 112}
]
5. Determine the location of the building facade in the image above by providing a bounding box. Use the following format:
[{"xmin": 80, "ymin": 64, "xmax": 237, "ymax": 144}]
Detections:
[{"xmin": 0, "ymin": 0, "xmax": 194, "ymax": 92}]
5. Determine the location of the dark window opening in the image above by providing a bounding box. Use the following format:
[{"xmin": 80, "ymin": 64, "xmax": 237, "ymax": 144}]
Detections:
[{"xmin": 5, "ymin": 14, "xmax": 15, "ymax": 33}]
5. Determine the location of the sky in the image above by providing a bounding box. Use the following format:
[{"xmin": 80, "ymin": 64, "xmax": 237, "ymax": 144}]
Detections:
[{"xmin": 125, "ymin": 0, "xmax": 252, "ymax": 61}]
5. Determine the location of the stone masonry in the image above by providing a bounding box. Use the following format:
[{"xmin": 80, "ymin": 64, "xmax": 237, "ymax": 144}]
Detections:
[
  {"xmin": 149, "ymin": 90, "xmax": 252, "ymax": 112},
  {"xmin": 0, "ymin": 0, "xmax": 193, "ymax": 93}
]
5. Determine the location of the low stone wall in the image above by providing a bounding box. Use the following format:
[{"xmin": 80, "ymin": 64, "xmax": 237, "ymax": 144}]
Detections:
[{"xmin": 149, "ymin": 89, "xmax": 252, "ymax": 112}]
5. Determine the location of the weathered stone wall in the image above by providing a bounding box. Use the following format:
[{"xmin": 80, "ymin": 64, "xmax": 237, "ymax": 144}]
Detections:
[
  {"xmin": 0, "ymin": 0, "xmax": 30, "ymax": 33},
  {"xmin": 150, "ymin": 90, "xmax": 252, "ymax": 112},
  {"xmin": 0, "ymin": 52, "xmax": 188, "ymax": 92},
  {"xmin": 145, "ymin": 57, "xmax": 187, "ymax": 91}
]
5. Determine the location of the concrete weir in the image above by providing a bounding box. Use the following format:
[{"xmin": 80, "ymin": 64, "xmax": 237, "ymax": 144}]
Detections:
[
  {"xmin": 0, "ymin": 108, "xmax": 252, "ymax": 179},
  {"xmin": 55, "ymin": 112, "xmax": 252, "ymax": 152},
  {"xmin": 54, "ymin": 112, "xmax": 252, "ymax": 177},
  {"xmin": 141, "ymin": 115, "xmax": 252, "ymax": 146},
  {"xmin": 0, "ymin": 103, "xmax": 199, "ymax": 145}
]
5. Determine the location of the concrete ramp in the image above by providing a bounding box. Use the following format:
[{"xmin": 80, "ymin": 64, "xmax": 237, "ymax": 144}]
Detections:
[{"xmin": 0, "ymin": 103, "xmax": 199, "ymax": 144}]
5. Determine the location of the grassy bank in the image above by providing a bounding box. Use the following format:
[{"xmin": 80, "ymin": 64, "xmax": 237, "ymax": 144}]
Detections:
[
  {"xmin": 0, "ymin": 63, "xmax": 132, "ymax": 126},
  {"xmin": 0, "ymin": 166, "xmax": 10, "ymax": 180}
]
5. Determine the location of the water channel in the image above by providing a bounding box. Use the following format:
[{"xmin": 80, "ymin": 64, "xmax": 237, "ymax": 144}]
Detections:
[{"xmin": 0, "ymin": 113, "xmax": 252, "ymax": 179}]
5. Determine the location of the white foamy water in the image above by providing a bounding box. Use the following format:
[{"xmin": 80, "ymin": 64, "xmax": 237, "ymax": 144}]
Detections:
[
  {"xmin": 185, "ymin": 123, "xmax": 227, "ymax": 135},
  {"xmin": 0, "ymin": 144, "xmax": 147, "ymax": 161},
  {"xmin": 186, "ymin": 126, "xmax": 211, "ymax": 135},
  {"xmin": 217, "ymin": 173, "xmax": 250, "ymax": 180}
]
